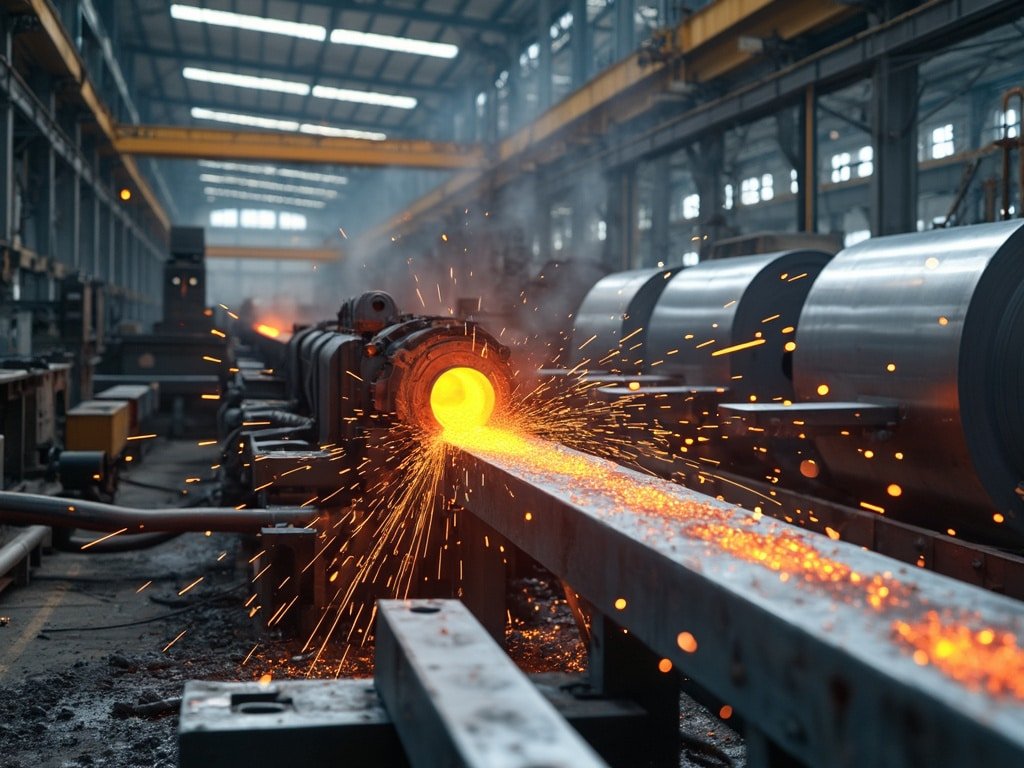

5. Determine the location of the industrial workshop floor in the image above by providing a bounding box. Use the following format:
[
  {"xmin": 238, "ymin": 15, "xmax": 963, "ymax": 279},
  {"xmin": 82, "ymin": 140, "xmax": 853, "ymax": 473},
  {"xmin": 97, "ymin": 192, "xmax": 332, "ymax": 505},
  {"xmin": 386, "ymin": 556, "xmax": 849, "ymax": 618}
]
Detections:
[{"xmin": 0, "ymin": 439, "xmax": 745, "ymax": 768}]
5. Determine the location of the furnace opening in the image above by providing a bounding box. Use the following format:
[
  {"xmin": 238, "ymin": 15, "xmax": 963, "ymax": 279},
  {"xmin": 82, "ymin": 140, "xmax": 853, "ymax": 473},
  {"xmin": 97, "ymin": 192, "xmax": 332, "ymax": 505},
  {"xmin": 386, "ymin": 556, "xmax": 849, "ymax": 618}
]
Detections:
[{"xmin": 429, "ymin": 367, "xmax": 496, "ymax": 431}]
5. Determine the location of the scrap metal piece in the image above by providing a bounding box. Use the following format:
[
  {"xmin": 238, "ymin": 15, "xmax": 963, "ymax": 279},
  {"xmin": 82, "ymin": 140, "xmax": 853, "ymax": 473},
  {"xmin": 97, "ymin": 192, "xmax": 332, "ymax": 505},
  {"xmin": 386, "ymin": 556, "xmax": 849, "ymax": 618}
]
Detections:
[{"xmin": 375, "ymin": 599, "xmax": 610, "ymax": 768}]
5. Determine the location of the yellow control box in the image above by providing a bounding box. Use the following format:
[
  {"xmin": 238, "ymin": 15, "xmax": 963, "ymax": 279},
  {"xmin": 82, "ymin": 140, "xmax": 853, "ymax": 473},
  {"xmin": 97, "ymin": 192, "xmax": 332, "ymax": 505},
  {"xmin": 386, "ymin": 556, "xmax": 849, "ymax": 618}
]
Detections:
[{"xmin": 66, "ymin": 400, "xmax": 131, "ymax": 458}]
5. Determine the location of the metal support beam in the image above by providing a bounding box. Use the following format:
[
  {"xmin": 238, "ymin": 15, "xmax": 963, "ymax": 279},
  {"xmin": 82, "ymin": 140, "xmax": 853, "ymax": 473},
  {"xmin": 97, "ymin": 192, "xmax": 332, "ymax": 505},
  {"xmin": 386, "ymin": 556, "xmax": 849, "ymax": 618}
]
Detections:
[
  {"xmin": 801, "ymin": 85, "xmax": 817, "ymax": 232},
  {"xmin": 604, "ymin": 165, "xmax": 635, "ymax": 271},
  {"xmin": 375, "ymin": 599, "xmax": 609, "ymax": 768},
  {"xmin": 113, "ymin": 125, "xmax": 485, "ymax": 169},
  {"xmin": 0, "ymin": 11, "xmax": 12, "ymax": 246},
  {"xmin": 204, "ymin": 245, "xmax": 343, "ymax": 262},
  {"xmin": 615, "ymin": 0, "xmax": 634, "ymax": 60},
  {"xmin": 650, "ymin": 160, "xmax": 670, "ymax": 264},
  {"xmin": 871, "ymin": 55, "xmax": 918, "ymax": 235},
  {"xmin": 538, "ymin": 0, "xmax": 553, "ymax": 112},
  {"xmin": 446, "ymin": 438, "xmax": 1024, "ymax": 767},
  {"xmin": 570, "ymin": 0, "xmax": 590, "ymax": 88}
]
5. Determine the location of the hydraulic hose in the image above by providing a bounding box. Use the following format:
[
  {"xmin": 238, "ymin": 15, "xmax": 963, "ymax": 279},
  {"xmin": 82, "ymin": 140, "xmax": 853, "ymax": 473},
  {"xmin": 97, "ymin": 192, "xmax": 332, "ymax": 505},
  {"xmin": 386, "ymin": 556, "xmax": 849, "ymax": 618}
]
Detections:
[{"xmin": 0, "ymin": 492, "xmax": 315, "ymax": 533}]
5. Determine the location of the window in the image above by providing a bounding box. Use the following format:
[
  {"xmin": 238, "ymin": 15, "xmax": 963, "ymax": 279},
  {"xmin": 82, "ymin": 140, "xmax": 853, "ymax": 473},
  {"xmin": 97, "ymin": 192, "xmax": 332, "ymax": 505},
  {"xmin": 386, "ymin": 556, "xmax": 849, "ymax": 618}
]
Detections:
[
  {"xmin": 831, "ymin": 152, "xmax": 852, "ymax": 183},
  {"xmin": 638, "ymin": 205, "xmax": 652, "ymax": 230},
  {"xmin": 682, "ymin": 193, "xmax": 700, "ymax": 220},
  {"xmin": 723, "ymin": 183, "xmax": 734, "ymax": 210},
  {"xmin": 210, "ymin": 208, "xmax": 238, "ymax": 228},
  {"xmin": 279, "ymin": 212, "xmax": 307, "ymax": 230},
  {"xmin": 790, "ymin": 169, "xmax": 798, "ymax": 195},
  {"xmin": 931, "ymin": 124, "xmax": 954, "ymax": 159},
  {"xmin": 857, "ymin": 146, "xmax": 873, "ymax": 177},
  {"xmin": 740, "ymin": 177, "xmax": 760, "ymax": 205},
  {"xmin": 240, "ymin": 209, "xmax": 276, "ymax": 229},
  {"xmin": 740, "ymin": 175, "xmax": 773, "ymax": 205},
  {"xmin": 682, "ymin": 251, "xmax": 700, "ymax": 267},
  {"xmin": 594, "ymin": 220, "xmax": 607, "ymax": 241},
  {"xmin": 998, "ymin": 108, "xmax": 1020, "ymax": 139}
]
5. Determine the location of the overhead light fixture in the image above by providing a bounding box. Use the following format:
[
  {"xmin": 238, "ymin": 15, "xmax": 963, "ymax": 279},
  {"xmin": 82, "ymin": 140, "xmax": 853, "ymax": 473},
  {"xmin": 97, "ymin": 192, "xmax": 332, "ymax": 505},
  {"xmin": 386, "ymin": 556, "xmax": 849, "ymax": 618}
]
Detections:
[
  {"xmin": 199, "ymin": 173, "xmax": 338, "ymax": 199},
  {"xmin": 183, "ymin": 67, "xmax": 309, "ymax": 95},
  {"xmin": 170, "ymin": 5, "xmax": 326, "ymax": 41},
  {"xmin": 190, "ymin": 107, "xmax": 386, "ymax": 141},
  {"xmin": 197, "ymin": 160, "xmax": 348, "ymax": 185},
  {"xmin": 203, "ymin": 186, "xmax": 326, "ymax": 209},
  {"xmin": 191, "ymin": 107, "xmax": 298, "ymax": 131},
  {"xmin": 312, "ymin": 84, "xmax": 416, "ymax": 110},
  {"xmin": 329, "ymin": 28, "xmax": 457, "ymax": 59},
  {"xmin": 299, "ymin": 123, "xmax": 387, "ymax": 141}
]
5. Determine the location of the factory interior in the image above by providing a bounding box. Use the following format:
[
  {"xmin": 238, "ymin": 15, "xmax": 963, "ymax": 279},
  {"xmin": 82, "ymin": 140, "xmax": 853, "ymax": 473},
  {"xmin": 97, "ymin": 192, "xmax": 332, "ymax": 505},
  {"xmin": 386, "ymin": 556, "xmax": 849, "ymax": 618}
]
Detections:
[{"xmin": 1, "ymin": 1, "xmax": 1024, "ymax": 766}]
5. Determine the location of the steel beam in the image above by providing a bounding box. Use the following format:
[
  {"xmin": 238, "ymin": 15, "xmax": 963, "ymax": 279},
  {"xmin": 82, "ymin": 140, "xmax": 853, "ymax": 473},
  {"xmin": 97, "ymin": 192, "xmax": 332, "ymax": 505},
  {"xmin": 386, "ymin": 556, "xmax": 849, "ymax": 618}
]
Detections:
[
  {"xmin": 205, "ymin": 245, "xmax": 342, "ymax": 262},
  {"xmin": 445, "ymin": 438, "xmax": 1024, "ymax": 767},
  {"xmin": 871, "ymin": 54, "xmax": 917, "ymax": 235},
  {"xmin": 113, "ymin": 125, "xmax": 485, "ymax": 169},
  {"xmin": 375, "ymin": 599, "xmax": 610, "ymax": 768}
]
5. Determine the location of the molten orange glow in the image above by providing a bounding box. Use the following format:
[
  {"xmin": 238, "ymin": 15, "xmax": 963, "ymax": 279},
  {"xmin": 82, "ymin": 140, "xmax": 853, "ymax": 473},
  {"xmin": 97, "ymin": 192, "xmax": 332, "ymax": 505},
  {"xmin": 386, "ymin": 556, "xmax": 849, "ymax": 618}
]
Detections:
[
  {"xmin": 893, "ymin": 612, "xmax": 1024, "ymax": 699},
  {"xmin": 255, "ymin": 323, "xmax": 281, "ymax": 339},
  {"xmin": 429, "ymin": 367, "xmax": 495, "ymax": 431}
]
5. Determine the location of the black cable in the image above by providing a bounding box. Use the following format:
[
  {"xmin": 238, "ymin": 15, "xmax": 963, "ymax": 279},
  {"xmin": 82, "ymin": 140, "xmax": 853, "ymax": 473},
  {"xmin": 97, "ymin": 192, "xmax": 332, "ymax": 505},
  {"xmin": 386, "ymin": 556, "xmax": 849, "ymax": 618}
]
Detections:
[
  {"xmin": 41, "ymin": 582, "xmax": 246, "ymax": 633},
  {"xmin": 58, "ymin": 531, "xmax": 182, "ymax": 553},
  {"xmin": 679, "ymin": 730, "xmax": 735, "ymax": 768}
]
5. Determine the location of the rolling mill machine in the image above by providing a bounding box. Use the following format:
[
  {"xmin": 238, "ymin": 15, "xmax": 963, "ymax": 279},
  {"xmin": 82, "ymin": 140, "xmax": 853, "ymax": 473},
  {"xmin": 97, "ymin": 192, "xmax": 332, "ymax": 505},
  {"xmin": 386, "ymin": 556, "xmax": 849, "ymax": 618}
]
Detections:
[{"xmin": 1, "ymin": 223, "xmax": 1023, "ymax": 768}]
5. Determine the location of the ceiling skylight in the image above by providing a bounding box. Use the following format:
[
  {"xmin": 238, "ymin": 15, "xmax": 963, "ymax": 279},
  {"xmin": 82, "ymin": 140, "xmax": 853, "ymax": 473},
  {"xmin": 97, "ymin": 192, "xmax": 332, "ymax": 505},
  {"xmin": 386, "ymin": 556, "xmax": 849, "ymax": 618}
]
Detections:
[
  {"xmin": 183, "ymin": 67, "xmax": 310, "ymax": 95},
  {"xmin": 190, "ymin": 107, "xmax": 386, "ymax": 141},
  {"xmin": 170, "ymin": 5, "xmax": 326, "ymax": 41},
  {"xmin": 197, "ymin": 160, "xmax": 348, "ymax": 185},
  {"xmin": 311, "ymin": 84, "xmax": 416, "ymax": 110},
  {"xmin": 191, "ymin": 107, "xmax": 298, "ymax": 131},
  {"xmin": 299, "ymin": 124, "xmax": 387, "ymax": 141},
  {"xmin": 198, "ymin": 174, "xmax": 339, "ymax": 199},
  {"xmin": 203, "ymin": 187, "xmax": 326, "ymax": 209},
  {"xmin": 329, "ymin": 28, "xmax": 458, "ymax": 59}
]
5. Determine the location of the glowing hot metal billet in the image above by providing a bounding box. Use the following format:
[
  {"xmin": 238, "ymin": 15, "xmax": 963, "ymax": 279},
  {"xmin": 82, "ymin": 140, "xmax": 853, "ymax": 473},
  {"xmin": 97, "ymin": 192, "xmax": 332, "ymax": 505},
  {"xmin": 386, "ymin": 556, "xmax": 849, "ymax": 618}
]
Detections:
[{"xmin": 443, "ymin": 428, "xmax": 1024, "ymax": 767}]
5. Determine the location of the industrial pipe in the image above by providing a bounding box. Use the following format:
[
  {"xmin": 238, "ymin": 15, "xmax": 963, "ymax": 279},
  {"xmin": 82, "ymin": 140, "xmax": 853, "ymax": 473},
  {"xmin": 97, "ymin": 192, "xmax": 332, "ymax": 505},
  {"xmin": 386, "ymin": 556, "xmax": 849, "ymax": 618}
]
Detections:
[
  {"xmin": 0, "ymin": 492, "xmax": 314, "ymax": 533},
  {"xmin": 0, "ymin": 525, "xmax": 48, "ymax": 579}
]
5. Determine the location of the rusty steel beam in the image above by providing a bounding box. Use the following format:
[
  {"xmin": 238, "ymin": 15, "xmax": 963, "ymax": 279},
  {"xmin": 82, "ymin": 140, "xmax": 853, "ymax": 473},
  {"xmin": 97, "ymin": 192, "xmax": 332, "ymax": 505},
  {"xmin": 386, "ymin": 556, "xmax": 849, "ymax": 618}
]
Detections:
[
  {"xmin": 375, "ymin": 599, "xmax": 609, "ymax": 768},
  {"xmin": 445, "ymin": 439, "xmax": 1024, "ymax": 767},
  {"xmin": 113, "ymin": 125, "xmax": 486, "ymax": 170},
  {"xmin": 205, "ymin": 245, "xmax": 342, "ymax": 262}
]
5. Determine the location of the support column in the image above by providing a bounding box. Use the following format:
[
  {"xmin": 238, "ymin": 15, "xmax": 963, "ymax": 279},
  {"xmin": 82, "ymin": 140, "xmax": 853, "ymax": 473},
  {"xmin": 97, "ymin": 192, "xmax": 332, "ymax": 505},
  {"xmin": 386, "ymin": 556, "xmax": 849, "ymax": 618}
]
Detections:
[
  {"xmin": 687, "ymin": 136, "xmax": 723, "ymax": 260},
  {"xmin": 604, "ymin": 164, "xmax": 636, "ymax": 271},
  {"xmin": 537, "ymin": 0, "xmax": 553, "ymax": 112},
  {"xmin": 870, "ymin": 55, "xmax": 918, "ymax": 235},
  {"xmin": 650, "ymin": 160, "xmax": 671, "ymax": 265},
  {"xmin": 55, "ymin": 155, "xmax": 81, "ymax": 269},
  {"xmin": 0, "ymin": 12, "xmax": 13, "ymax": 246},
  {"xmin": 28, "ymin": 81, "xmax": 57, "ymax": 257},
  {"xmin": 570, "ymin": 0, "xmax": 589, "ymax": 88},
  {"xmin": 800, "ymin": 86, "xmax": 818, "ymax": 232},
  {"xmin": 615, "ymin": 0, "xmax": 634, "ymax": 61}
]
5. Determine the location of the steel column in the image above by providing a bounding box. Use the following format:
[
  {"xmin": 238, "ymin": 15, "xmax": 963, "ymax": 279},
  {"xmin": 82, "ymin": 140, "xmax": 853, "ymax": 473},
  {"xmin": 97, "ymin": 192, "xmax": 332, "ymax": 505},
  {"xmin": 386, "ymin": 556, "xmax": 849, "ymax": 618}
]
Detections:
[
  {"xmin": 800, "ymin": 85, "xmax": 817, "ymax": 232},
  {"xmin": 0, "ymin": 12, "xmax": 12, "ymax": 246},
  {"xmin": 571, "ymin": 0, "xmax": 590, "ymax": 88},
  {"xmin": 870, "ymin": 55, "xmax": 918, "ymax": 235},
  {"xmin": 650, "ymin": 160, "xmax": 670, "ymax": 264},
  {"xmin": 538, "ymin": 0, "xmax": 553, "ymax": 112}
]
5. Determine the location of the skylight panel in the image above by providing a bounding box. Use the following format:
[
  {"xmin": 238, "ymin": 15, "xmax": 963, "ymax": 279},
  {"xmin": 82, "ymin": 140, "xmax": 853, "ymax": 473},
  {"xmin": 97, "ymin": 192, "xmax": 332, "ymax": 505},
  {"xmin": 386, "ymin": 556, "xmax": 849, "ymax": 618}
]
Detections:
[
  {"xmin": 197, "ymin": 160, "xmax": 348, "ymax": 185},
  {"xmin": 299, "ymin": 124, "xmax": 387, "ymax": 141},
  {"xmin": 190, "ymin": 107, "xmax": 298, "ymax": 131},
  {"xmin": 183, "ymin": 67, "xmax": 309, "ymax": 95},
  {"xmin": 203, "ymin": 187, "xmax": 326, "ymax": 209},
  {"xmin": 171, "ymin": 5, "xmax": 326, "ymax": 41},
  {"xmin": 329, "ymin": 28, "xmax": 457, "ymax": 59},
  {"xmin": 198, "ymin": 173, "xmax": 339, "ymax": 199},
  {"xmin": 311, "ymin": 84, "xmax": 416, "ymax": 110}
]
